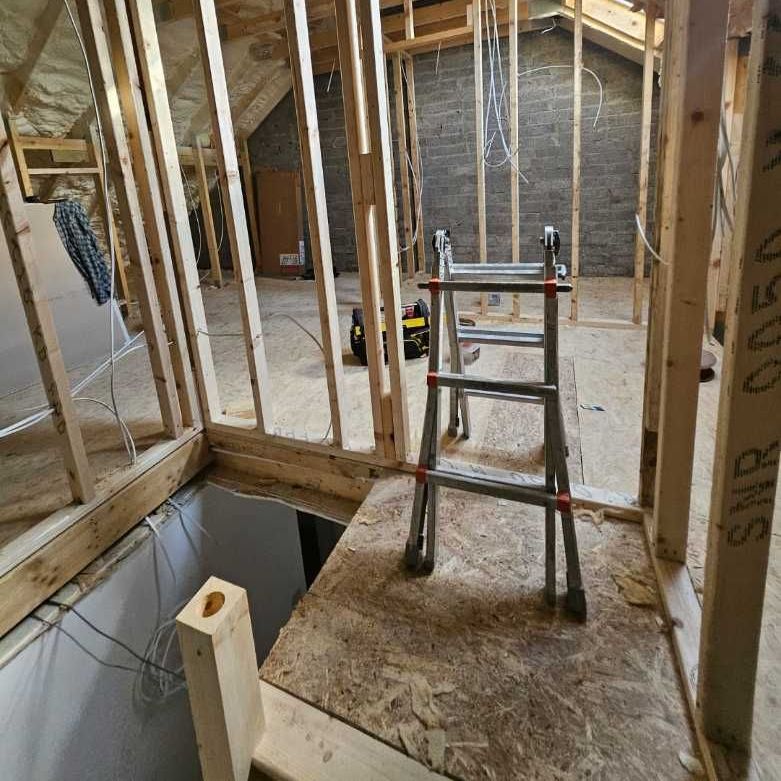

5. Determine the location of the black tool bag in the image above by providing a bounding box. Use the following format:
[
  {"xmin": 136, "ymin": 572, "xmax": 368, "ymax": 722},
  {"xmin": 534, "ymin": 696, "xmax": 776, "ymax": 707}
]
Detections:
[{"xmin": 350, "ymin": 299, "xmax": 430, "ymax": 366}]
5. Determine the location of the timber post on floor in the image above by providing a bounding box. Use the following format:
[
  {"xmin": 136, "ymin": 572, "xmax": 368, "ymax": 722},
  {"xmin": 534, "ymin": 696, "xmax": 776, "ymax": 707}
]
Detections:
[
  {"xmin": 284, "ymin": 0, "xmax": 350, "ymax": 448},
  {"xmin": 651, "ymin": 0, "xmax": 729, "ymax": 562},
  {"xmin": 128, "ymin": 0, "xmax": 222, "ymax": 427},
  {"xmin": 75, "ymin": 0, "xmax": 184, "ymax": 441},
  {"xmin": 698, "ymin": 0, "xmax": 781, "ymax": 751},
  {"xmin": 177, "ymin": 577, "xmax": 263, "ymax": 781},
  {"xmin": 0, "ymin": 116, "xmax": 95, "ymax": 504},
  {"xmin": 192, "ymin": 0, "xmax": 274, "ymax": 434}
]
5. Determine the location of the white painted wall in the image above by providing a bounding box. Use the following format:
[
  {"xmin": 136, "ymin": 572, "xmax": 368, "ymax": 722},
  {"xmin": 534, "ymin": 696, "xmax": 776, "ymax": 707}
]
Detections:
[
  {"xmin": 0, "ymin": 483, "xmax": 307, "ymax": 781},
  {"xmin": 0, "ymin": 202, "xmax": 128, "ymax": 396}
]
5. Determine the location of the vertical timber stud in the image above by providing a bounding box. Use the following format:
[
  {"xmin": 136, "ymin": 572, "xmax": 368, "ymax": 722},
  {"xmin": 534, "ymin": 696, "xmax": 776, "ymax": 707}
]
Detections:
[
  {"xmin": 360, "ymin": 0, "xmax": 410, "ymax": 461},
  {"xmin": 194, "ymin": 138, "xmax": 223, "ymax": 288},
  {"xmin": 106, "ymin": 0, "xmax": 201, "ymax": 429},
  {"xmin": 473, "ymin": 0, "xmax": 488, "ymax": 315},
  {"xmin": 404, "ymin": 54, "xmax": 426, "ymax": 274},
  {"xmin": 192, "ymin": 0, "xmax": 274, "ymax": 433},
  {"xmin": 570, "ymin": 0, "xmax": 582, "ymax": 322},
  {"xmin": 632, "ymin": 5, "xmax": 656, "ymax": 325},
  {"xmin": 653, "ymin": 0, "xmax": 729, "ymax": 562},
  {"xmin": 510, "ymin": 0, "xmax": 520, "ymax": 319},
  {"xmin": 334, "ymin": 0, "xmax": 393, "ymax": 457},
  {"xmin": 177, "ymin": 577, "xmax": 264, "ymax": 781},
  {"xmin": 284, "ymin": 0, "xmax": 350, "ymax": 448},
  {"xmin": 76, "ymin": 0, "xmax": 183, "ymax": 439},
  {"xmin": 639, "ymin": 9, "xmax": 679, "ymax": 507},
  {"xmin": 238, "ymin": 136, "xmax": 261, "ymax": 269},
  {"xmin": 128, "ymin": 0, "xmax": 222, "ymax": 426},
  {"xmin": 0, "ymin": 118, "xmax": 95, "ymax": 503},
  {"xmin": 393, "ymin": 54, "xmax": 415, "ymax": 279},
  {"xmin": 699, "ymin": 0, "xmax": 781, "ymax": 749}
]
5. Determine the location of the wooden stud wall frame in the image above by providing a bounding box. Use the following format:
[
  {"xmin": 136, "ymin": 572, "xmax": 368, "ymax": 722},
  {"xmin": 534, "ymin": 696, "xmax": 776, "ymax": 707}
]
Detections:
[{"xmin": 0, "ymin": 2, "xmax": 776, "ymax": 775}]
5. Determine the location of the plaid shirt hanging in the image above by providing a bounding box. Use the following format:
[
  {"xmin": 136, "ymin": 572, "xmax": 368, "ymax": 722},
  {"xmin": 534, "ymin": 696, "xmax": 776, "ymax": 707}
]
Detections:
[{"xmin": 53, "ymin": 199, "xmax": 112, "ymax": 305}]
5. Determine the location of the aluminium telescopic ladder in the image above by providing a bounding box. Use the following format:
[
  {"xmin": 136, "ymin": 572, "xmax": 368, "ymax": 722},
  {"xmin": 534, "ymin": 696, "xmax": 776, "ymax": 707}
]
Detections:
[{"xmin": 405, "ymin": 226, "xmax": 587, "ymax": 619}]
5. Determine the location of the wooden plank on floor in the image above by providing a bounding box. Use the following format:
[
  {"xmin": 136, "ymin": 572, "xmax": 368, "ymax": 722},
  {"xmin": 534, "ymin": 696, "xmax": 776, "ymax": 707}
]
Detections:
[
  {"xmin": 192, "ymin": 0, "xmax": 274, "ymax": 433},
  {"xmin": 253, "ymin": 680, "xmax": 447, "ymax": 780},
  {"xmin": 698, "ymin": 0, "xmax": 781, "ymax": 751},
  {"xmin": 285, "ymin": 0, "xmax": 350, "ymax": 449},
  {"xmin": 75, "ymin": 0, "xmax": 184, "ymax": 440},
  {"xmin": 0, "ymin": 117, "xmax": 95, "ymax": 504},
  {"xmin": 0, "ymin": 432, "xmax": 210, "ymax": 638},
  {"xmin": 652, "ymin": 0, "xmax": 729, "ymax": 562},
  {"xmin": 128, "ymin": 0, "xmax": 222, "ymax": 424}
]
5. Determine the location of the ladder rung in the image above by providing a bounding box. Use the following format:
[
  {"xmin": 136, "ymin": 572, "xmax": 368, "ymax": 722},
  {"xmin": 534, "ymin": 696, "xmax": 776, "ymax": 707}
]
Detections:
[
  {"xmin": 426, "ymin": 462, "xmax": 564, "ymax": 510},
  {"xmin": 420, "ymin": 280, "xmax": 573, "ymax": 294},
  {"xmin": 464, "ymin": 389, "xmax": 543, "ymax": 405},
  {"xmin": 433, "ymin": 372, "xmax": 557, "ymax": 399},
  {"xmin": 449, "ymin": 263, "xmax": 567, "ymax": 280},
  {"xmin": 456, "ymin": 326, "xmax": 544, "ymax": 348}
]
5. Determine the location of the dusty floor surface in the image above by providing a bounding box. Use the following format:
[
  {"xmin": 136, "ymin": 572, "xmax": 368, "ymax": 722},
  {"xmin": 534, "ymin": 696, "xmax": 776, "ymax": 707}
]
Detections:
[
  {"xmin": 0, "ymin": 273, "xmax": 777, "ymax": 775},
  {"xmin": 262, "ymin": 476, "xmax": 698, "ymax": 780}
]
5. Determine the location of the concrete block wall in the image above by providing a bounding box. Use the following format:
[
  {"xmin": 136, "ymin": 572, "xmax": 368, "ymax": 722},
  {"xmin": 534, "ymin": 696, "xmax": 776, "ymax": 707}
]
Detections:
[{"xmin": 248, "ymin": 27, "xmax": 659, "ymax": 275}]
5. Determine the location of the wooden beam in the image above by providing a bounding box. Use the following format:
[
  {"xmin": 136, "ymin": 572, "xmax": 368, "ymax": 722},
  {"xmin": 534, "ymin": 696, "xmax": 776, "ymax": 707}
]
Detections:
[
  {"xmin": 652, "ymin": 0, "xmax": 729, "ymax": 561},
  {"xmin": 0, "ymin": 117, "xmax": 95, "ymax": 504},
  {"xmin": 510, "ymin": 0, "xmax": 520, "ymax": 318},
  {"xmin": 26, "ymin": 166, "xmax": 100, "ymax": 176},
  {"xmin": 384, "ymin": 22, "xmax": 473, "ymax": 53},
  {"xmin": 237, "ymin": 136, "xmax": 261, "ymax": 268},
  {"xmin": 0, "ymin": 432, "xmax": 209, "ymax": 638},
  {"xmin": 474, "ymin": 0, "xmax": 487, "ymax": 315},
  {"xmin": 8, "ymin": 0, "xmax": 62, "ymax": 112},
  {"xmin": 75, "ymin": 0, "xmax": 184, "ymax": 440},
  {"xmin": 715, "ymin": 47, "xmax": 750, "ymax": 332},
  {"xmin": 194, "ymin": 139, "xmax": 223, "ymax": 287},
  {"xmin": 632, "ymin": 6, "xmax": 656, "ymax": 325},
  {"xmin": 698, "ymin": 0, "xmax": 781, "ymax": 750},
  {"xmin": 6, "ymin": 117, "xmax": 34, "ymax": 198},
  {"xmin": 254, "ymin": 680, "xmax": 448, "ymax": 779},
  {"xmin": 570, "ymin": 0, "xmax": 582, "ymax": 321},
  {"xmin": 192, "ymin": 0, "xmax": 274, "ymax": 433},
  {"xmin": 127, "ymin": 0, "xmax": 223, "ymax": 425},
  {"xmin": 638, "ymin": 6, "xmax": 677, "ymax": 508},
  {"xmin": 359, "ymin": 0, "xmax": 410, "ymax": 461},
  {"xmin": 177, "ymin": 577, "xmax": 263, "ymax": 781},
  {"xmin": 284, "ymin": 0, "xmax": 350, "ymax": 449},
  {"xmin": 404, "ymin": 54, "xmax": 426, "ymax": 273},
  {"xmin": 393, "ymin": 55, "xmax": 415, "ymax": 279},
  {"xmin": 334, "ymin": 0, "xmax": 395, "ymax": 458},
  {"xmin": 106, "ymin": 0, "xmax": 202, "ymax": 429}
]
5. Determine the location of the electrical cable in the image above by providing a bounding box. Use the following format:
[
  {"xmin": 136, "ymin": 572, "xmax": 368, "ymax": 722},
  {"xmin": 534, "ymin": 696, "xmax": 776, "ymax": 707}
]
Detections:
[
  {"xmin": 635, "ymin": 213, "xmax": 665, "ymax": 265},
  {"xmin": 32, "ymin": 614, "xmax": 140, "ymax": 675},
  {"xmin": 63, "ymin": 0, "xmax": 136, "ymax": 464},
  {"xmin": 46, "ymin": 599, "xmax": 184, "ymax": 680}
]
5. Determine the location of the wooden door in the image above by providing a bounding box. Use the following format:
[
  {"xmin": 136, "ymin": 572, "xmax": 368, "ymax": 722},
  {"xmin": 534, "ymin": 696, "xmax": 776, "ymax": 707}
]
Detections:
[{"xmin": 256, "ymin": 169, "xmax": 305, "ymax": 276}]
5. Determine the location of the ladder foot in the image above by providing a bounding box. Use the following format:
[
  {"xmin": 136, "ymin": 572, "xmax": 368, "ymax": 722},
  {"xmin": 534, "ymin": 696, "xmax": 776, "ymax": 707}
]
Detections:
[
  {"xmin": 447, "ymin": 425, "xmax": 459, "ymax": 437},
  {"xmin": 404, "ymin": 541, "xmax": 424, "ymax": 570},
  {"xmin": 421, "ymin": 557, "xmax": 436, "ymax": 575},
  {"xmin": 566, "ymin": 587, "xmax": 587, "ymax": 621}
]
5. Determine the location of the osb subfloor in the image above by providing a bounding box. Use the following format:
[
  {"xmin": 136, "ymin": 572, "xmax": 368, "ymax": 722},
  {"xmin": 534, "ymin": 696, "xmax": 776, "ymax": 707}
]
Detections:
[{"xmin": 262, "ymin": 476, "xmax": 698, "ymax": 780}]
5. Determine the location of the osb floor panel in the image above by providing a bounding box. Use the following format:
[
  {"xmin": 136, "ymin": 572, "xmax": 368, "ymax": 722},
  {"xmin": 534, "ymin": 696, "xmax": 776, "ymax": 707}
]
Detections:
[{"xmin": 261, "ymin": 476, "xmax": 698, "ymax": 780}]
